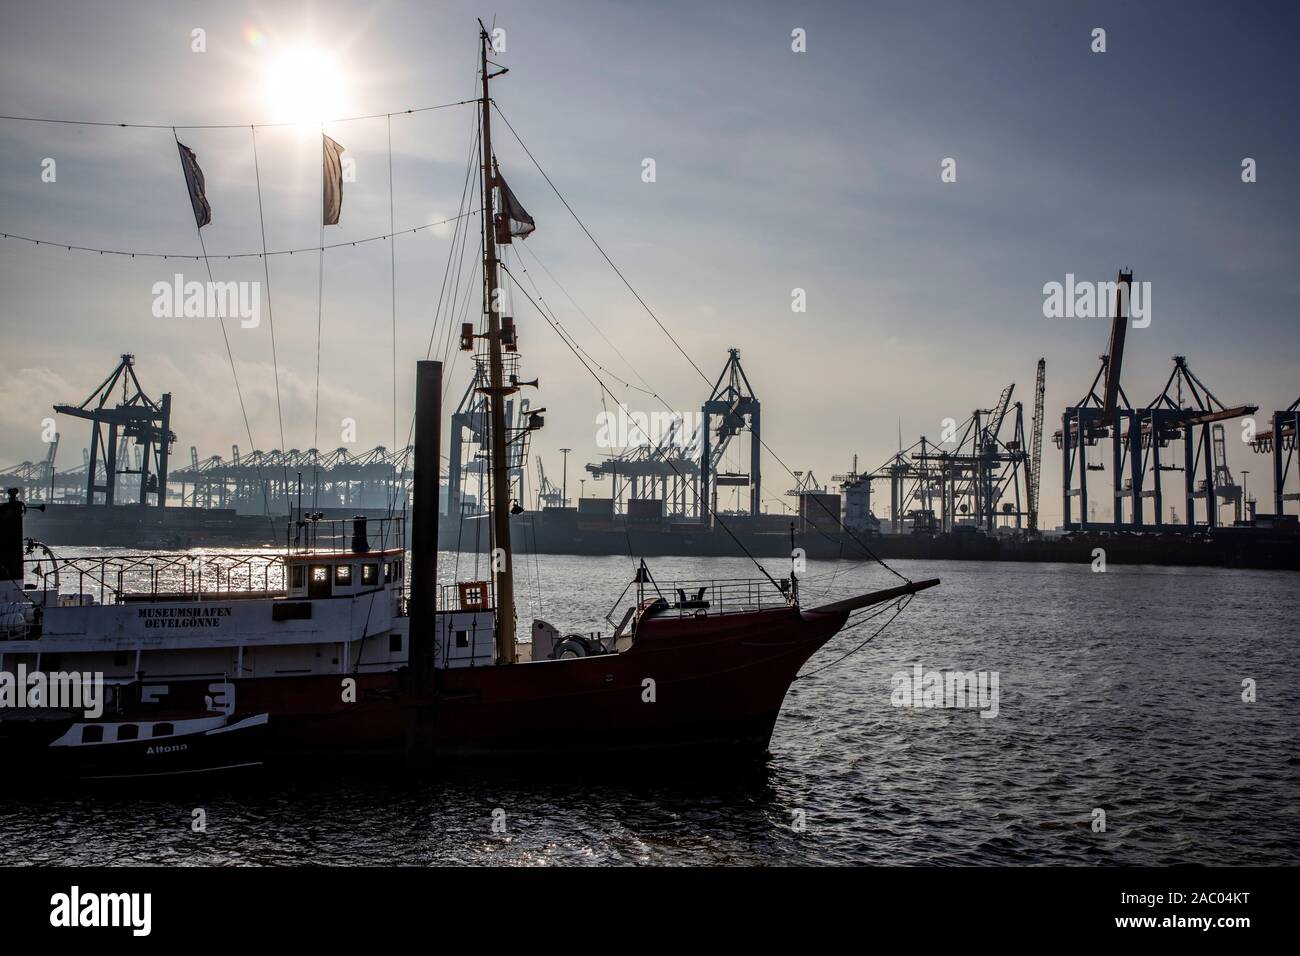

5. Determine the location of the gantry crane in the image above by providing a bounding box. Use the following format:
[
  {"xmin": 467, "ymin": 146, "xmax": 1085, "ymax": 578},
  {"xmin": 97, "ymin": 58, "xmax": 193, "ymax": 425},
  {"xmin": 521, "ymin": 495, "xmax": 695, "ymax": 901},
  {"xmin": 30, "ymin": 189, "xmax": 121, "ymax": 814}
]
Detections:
[
  {"xmin": 1137, "ymin": 356, "xmax": 1256, "ymax": 528},
  {"xmin": 1056, "ymin": 272, "xmax": 1139, "ymax": 529},
  {"xmin": 700, "ymin": 348, "xmax": 761, "ymax": 521},
  {"xmin": 534, "ymin": 457, "xmax": 565, "ymax": 510},
  {"xmin": 1249, "ymin": 396, "xmax": 1299, "ymax": 516},
  {"xmin": 52, "ymin": 354, "xmax": 173, "ymax": 509}
]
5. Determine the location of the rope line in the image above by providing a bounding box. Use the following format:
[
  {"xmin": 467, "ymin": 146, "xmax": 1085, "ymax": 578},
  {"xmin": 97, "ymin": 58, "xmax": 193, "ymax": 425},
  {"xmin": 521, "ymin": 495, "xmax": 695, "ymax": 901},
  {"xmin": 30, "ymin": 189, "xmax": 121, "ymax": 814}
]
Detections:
[
  {"xmin": 387, "ymin": 100, "xmax": 481, "ymax": 517},
  {"xmin": 494, "ymin": 101, "xmax": 909, "ymax": 583},
  {"xmin": 501, "ymin": 261, "xmax": 783, "ymax": 595},
  {"xmin": 493, "ymin": 103, "xmax": 712, "ymax": 385},
  {"xmin": 795, "ymin": 595, "xmax": 913, "ymax": 680},
  {"xmin": 249, "ymin": 126, "xmax": 291, "ymax": 503},
  {"xmin": 508, "ymin": 252, "xmax": 658, "ymax": 400},
  {"xmin": 313, "ymin": 146, "xmax": 325, "ymax": 511},
  {"xmin": 517, "ymin": 242, "xmax": 659, "ymax": 398},
  {"xmin": 171, "ymin": 127, "xmax": 273, "ymax": 535},
  {"xmin": 0, "ymin": 211, "xmax": 478, "ymax": 260},
  {"xmin": 0, "ymin": 99, "xmax": 476, "ymax": 131},
  {"xmin": 388, "ymin": 114, "xmax": 397, "ymax": 461}
]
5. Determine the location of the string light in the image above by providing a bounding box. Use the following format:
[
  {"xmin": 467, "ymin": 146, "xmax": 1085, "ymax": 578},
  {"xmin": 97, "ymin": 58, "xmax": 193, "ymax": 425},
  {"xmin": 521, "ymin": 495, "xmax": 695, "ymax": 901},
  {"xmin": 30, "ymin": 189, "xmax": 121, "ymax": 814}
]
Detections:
[
  {"xmin": 0, "ymin": 211, "xmax": 478, "ymax": 260},
  {"xmin": 0, "ymin": 99, "xmax": 475, "ymax": 131}
]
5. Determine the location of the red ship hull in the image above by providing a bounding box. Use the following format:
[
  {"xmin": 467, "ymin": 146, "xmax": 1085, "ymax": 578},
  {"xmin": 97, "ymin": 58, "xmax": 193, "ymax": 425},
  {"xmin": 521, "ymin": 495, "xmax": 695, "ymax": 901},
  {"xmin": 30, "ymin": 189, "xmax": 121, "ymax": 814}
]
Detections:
[
  {"xmin": 5, "ymin": 580, "xmax": 937, "ymax": 777},
  {"xmin": 428, "ymin": 603, "xmax": 851, "ymax": 759},
  {"xmin": 5, "ymin": 604, "xmax": 851, "ymax": 771},
  {"xmin": 214, "ymin": 603, "xmax": 851, "ymax": 762}
]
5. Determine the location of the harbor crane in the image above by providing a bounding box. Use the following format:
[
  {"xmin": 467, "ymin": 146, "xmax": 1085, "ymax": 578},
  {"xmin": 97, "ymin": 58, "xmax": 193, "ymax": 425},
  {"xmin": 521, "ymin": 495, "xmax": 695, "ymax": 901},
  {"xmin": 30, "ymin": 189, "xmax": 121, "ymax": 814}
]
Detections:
[
  {"xmin": 1056, "ymin": 272, "xmax": 1259, "ymax": 530},
  {"xmin": 534, "ymin": 457, "xmax": 565, "ymax": 510},
  {"xmin": 585, "ymin": 415, "xmax": 700, "ymax": 518},
  {"xmin": 1249, "ymin": 396, "xmax": 1299, "ymax": 516},
  {"xmin": 1057, "ymin": 272, "xmax": 1139, "ymax": 529},
  {"xmin": 1028, "ymin": 358, "xmax": 1046, "ymax": 532},
  {"xmin": 0, "ymin": 433, "xmax": 59, "ymax": 502},
  {"xmin": 1211, "ymin": 423, "xmax": 1243, "ymax": 523},
  {"xmin": 700, "ymin": 348, "xmax": 761, "ymax": 522},
  {"xmin": 53, "ymin": 354, "xmax": 173, "ymax": 509},
  {"xmin": 1136, "ymin": 356, "xmax": 1256, "ymax": 528}
]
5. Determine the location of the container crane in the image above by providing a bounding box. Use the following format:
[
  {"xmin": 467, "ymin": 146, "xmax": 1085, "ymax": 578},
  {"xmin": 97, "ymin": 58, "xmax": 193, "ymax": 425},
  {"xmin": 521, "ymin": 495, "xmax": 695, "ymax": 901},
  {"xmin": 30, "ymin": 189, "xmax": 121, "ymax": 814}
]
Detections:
[
  {"xmin": 535, "ymin": 457, "xmax": 565, "ymax": 510},
  {"xmin": 52, "ymin": 354, "xmax": 174, "ymax": 509},
  {"xmin": 1028, "ymin": 358, "xmax": 1045, "ymax": 532}
]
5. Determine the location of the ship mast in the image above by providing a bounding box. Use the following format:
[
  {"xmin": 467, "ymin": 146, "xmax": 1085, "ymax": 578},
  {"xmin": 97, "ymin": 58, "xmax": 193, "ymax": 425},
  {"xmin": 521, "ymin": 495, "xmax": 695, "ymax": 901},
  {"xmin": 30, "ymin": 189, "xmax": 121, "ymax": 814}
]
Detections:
[{"xmin": 478, "ymin": 22, "xmax": 517, "ymax": 664}]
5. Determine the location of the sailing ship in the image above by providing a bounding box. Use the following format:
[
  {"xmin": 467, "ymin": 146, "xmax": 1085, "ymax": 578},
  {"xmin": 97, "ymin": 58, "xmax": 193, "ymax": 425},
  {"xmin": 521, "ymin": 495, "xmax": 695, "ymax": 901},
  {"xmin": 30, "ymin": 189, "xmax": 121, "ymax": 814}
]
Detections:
[{"xmin": 0, "ymin": 25, "xmax": 938, "ymax": 779}]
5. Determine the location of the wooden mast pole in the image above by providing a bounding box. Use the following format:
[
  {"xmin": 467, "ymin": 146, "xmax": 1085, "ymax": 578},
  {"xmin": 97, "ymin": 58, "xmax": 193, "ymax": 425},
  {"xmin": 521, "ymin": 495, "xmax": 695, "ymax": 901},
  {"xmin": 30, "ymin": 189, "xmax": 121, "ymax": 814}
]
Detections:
[{"xmin": 479, "ymin": 22, "xmax": 517, "ymax": 664}]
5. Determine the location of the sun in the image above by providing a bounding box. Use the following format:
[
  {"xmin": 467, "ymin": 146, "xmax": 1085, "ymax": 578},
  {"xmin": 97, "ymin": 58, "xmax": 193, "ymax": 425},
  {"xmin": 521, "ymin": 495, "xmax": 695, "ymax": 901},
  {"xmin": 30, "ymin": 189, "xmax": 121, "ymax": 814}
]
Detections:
[{"xmin": 262, "ymin": 46, "xmax": 347, "ymax": 125}]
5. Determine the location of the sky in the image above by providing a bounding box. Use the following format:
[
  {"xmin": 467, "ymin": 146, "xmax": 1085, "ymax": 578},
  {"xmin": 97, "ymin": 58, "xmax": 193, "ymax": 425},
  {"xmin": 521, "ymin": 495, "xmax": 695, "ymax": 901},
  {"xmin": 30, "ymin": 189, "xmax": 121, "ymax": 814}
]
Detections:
[{"xmin": 0, "ymin": 0, "xmax": 1296, "ymax": 527}]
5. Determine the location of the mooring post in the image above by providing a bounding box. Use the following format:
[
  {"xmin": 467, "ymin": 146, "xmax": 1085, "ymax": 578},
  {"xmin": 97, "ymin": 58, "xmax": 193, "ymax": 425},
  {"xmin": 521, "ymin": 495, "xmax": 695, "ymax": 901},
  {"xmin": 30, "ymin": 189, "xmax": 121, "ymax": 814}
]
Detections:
[{"xmin": 406, "ymin": 360, "xmax": 442, "ymax": 764}]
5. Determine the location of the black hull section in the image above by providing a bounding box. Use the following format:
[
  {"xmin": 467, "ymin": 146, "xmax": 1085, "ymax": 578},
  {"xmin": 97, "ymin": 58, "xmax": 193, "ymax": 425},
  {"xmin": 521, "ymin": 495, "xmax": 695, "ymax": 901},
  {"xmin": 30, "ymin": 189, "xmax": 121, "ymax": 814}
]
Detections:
[
  {"xmin": 425, "ymin": 710, "xmax": 782, "ymax": 762},
  {"xmin": 24, "ymin": 502, "xmax": 394, "ymax": 549},
  {"xmin": 448, "ymin": 513, "xmax": 1300, "ymax": 571},
  {"xmin": 3, "ymin": 714, "xmax": 269, "ymax": 781},
  {"xmin": 23, "ymin": 500, "xmax": 1297, "ymax": 569}
]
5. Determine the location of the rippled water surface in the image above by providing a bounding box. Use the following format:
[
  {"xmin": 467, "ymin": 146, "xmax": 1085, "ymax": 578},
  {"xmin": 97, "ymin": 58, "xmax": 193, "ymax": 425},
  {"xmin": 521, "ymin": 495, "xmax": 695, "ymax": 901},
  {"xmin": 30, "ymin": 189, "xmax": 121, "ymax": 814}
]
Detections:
[{"xmin": 2, "ymin": 555, "xmax": 1297, "ymax": 865}]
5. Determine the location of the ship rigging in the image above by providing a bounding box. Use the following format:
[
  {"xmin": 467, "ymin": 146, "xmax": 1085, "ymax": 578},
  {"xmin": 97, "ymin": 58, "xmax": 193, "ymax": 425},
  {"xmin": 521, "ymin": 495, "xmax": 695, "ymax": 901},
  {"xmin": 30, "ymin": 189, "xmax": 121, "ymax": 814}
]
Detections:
[{"xmin": 0, "ymin": 22, "xmax": 939, "ymax": 779}]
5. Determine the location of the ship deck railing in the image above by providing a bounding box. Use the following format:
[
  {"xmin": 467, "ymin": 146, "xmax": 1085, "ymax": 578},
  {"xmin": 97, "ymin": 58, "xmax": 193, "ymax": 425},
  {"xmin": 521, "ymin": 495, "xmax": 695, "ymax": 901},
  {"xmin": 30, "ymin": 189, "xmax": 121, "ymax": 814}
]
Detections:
[
  {"xmin": 287, "ymin": 515, "xmax": 405, "ymax": 556},
  {"xmin": 19, "ymin": 553, "xmax": 289, "ymax": 607},
  {"xmin": 657, "ymin": 578, "xmax": 793, "ymax": 616}
]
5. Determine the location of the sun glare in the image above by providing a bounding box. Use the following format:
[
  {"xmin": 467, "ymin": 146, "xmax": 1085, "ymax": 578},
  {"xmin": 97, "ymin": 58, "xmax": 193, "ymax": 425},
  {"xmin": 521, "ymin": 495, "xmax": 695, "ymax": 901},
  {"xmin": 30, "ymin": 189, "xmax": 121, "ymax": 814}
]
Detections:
[{"xmin": 262, "ymin": 46, "xmax": 347, "ymax": 125}]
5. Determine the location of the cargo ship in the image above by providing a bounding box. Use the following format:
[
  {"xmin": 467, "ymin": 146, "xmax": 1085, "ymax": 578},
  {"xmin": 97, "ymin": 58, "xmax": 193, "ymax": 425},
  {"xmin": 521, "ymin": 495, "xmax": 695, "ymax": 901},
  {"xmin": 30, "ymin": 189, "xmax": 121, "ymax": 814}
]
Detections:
[{"xmin": 440, "ymin": 505, "xmax": 1300, "ymax": 570}]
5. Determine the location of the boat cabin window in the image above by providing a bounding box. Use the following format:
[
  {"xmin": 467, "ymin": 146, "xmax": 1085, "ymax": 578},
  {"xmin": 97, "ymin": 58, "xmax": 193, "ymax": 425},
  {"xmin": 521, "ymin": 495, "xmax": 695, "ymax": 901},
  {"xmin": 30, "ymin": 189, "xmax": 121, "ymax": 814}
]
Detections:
[
  {"xmin": 362, "ymin": 563, "xmax": 379, "ymax": 586},
  {"xmin": 389, "ymin": 633, "xmax": 402, "ymax": 653},
  {"xmin": 334, "ymin": 564, "xmax": 353, "ymax": 587},
  {"xmin": 291, "ymin": 565, "xmax": 305, "ymax": 589},
  {"xmin": 458, "ymin": 581, "xmax": 489, "ymax": 610},
  {"xmin": 455, "ymin": 629, "xmax": 470, "ymax": 648},
  {"xmin": 118, "ymin": 725, "xmax": 139, "ymax": 741},
  {"xmin": 384, "ymin": 561, "xmax": 393, "ymax": 583},
  {"xmin": 152, "ymin": 723, "xmax": 174, "ymax": 738},
  {"xmin": 82, "ymin": 725, "xmax": 104, "ymax": 744},
  {"xmin": 308, "ymin": 565, "xmax": 332, "ymax": 599}
]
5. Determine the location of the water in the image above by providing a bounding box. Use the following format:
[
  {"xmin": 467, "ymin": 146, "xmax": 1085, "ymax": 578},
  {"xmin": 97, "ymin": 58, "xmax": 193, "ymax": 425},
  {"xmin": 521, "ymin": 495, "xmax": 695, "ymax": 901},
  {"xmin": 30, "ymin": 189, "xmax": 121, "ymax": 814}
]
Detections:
[{"xmin": 2, "ymin": 555, "xmax": 1296, "ymax": 865}]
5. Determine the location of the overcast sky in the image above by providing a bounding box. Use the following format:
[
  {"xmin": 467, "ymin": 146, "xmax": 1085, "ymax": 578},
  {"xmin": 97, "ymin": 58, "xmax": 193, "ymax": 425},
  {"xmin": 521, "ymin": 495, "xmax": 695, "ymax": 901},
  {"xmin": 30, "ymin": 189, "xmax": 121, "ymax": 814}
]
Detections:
[{"xmin": 1, "ymin": 0, "xmax": 1296, "ymax": 526}]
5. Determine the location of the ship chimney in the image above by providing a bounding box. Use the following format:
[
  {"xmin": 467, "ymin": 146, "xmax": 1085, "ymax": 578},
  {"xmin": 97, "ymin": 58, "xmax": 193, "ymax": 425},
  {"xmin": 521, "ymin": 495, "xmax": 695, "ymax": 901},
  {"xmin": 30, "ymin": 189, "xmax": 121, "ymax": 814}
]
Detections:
[
  {"xmin": 408, "ymin": 361, "xmax": 442, "ymax": 691},
  {"xmin": 350, "ymin": 515, "xmax": 370, "ymax": 553},
  {"xmin": 0, "ymin": 488, "xmax": 23, "ymax": 581}
]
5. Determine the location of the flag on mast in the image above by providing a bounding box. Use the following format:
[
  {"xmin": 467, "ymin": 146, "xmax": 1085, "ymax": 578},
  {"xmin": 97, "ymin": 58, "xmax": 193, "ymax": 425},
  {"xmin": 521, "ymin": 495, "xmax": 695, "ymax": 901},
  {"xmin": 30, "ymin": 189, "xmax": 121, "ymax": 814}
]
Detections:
[
  {"xmin": 493, "ymin": 166, "xmax": 535, "ymax": 244},
  {"xmin": 175, "ymin": 141, "xmax": 211, "ymax": 229},
  {"xmin": 322, "ymin": 134, "xmax": 345, "ymax": 225}
]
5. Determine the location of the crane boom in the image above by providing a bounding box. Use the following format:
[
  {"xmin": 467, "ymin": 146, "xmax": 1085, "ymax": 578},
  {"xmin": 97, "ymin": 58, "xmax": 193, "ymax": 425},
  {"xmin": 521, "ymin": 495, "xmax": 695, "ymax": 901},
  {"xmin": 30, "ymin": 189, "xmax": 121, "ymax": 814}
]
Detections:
[
  {"xmin": 1029, "ymin": 358, "xmax": 1045, "ymax": 532},
  {"xmin": 1101, "ymin": 271, "xmax": 1132, "ymax": 419},
  {"xmin": 987, "ymin": 383, "xmax": 1015, "ymax": 442}
]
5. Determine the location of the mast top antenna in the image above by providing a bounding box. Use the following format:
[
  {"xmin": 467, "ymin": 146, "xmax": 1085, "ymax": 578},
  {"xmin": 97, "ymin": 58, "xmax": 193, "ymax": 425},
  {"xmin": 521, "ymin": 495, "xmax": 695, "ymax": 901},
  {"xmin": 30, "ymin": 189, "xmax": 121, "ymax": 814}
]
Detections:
[{"xmin": 477, "ymin": 19, "xmax": 509, "ymax": 78}]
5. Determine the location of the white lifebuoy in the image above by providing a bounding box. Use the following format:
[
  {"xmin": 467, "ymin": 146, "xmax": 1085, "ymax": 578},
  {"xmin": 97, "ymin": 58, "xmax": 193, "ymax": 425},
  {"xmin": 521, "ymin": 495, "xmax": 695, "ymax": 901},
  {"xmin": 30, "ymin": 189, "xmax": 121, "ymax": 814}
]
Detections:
[
  {"xmin": 553, "ymin": 635, "xmax": 589, "ymax": 659},
  {"xmin": 0, "ymin": 603, "xmax": 26, "ymax": 636}
]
